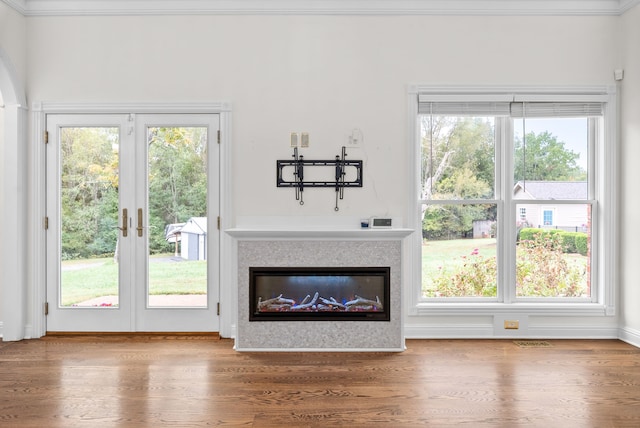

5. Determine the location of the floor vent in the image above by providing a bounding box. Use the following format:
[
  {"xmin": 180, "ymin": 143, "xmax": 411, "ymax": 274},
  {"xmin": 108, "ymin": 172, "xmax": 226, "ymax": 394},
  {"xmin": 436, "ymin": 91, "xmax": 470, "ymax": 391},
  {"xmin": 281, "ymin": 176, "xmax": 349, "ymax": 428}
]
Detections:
[{"xmin": 513, "ymin": 340, "xmax": 553, "ymax": 348}]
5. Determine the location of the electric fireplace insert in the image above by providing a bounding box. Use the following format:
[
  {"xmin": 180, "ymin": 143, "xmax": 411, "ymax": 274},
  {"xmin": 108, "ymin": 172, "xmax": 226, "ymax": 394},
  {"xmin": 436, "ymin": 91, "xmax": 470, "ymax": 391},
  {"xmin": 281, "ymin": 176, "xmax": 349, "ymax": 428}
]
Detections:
[{"xmin": 249, "ymin": 266, "xmax": 390, "ymax": 321}]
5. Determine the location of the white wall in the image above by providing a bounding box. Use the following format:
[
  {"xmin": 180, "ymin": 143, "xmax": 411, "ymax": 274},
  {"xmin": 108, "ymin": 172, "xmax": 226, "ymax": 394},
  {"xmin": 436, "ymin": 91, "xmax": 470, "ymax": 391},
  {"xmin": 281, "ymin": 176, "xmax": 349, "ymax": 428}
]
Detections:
[
  {"xmin": 23, "ymin": 13, "xmax": 626, "ymax": 337},
  {"xmin": 620, "ymin": 5, "xmax": 640, "ymax": 341},
  {"xmin": 0, "ymin": 2, "xmax": 27, "ymax": 81},
  {"xmin": 0, "ymin": 2, "xmax": 27, "ymax": 338},
  {"xmin": 27, "ymin": 15, "xmax": 619, "ymax": 220},
  {"xmin": 0, "ymin": 98, "xmax": 4, "ymax": 331}
]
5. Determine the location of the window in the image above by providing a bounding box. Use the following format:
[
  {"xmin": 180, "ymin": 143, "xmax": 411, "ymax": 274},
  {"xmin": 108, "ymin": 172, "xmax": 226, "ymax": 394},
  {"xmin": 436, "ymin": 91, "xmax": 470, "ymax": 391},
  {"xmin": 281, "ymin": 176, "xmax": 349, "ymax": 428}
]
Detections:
[
  {"xmin": 519, "ymin": 207, "xmax": 527, "ymax": 221},
  {"xmin": 411, "ymin": 86, "xmax": 616, "ymax": 314}
]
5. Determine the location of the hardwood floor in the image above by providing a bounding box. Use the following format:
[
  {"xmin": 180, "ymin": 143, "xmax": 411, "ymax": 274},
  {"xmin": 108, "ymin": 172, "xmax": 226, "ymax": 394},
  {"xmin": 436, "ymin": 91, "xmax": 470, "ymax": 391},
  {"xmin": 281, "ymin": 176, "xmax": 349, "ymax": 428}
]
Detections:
[{"xmin": 1, "ymin": 336, "xmax": 639, "ymax": 427}]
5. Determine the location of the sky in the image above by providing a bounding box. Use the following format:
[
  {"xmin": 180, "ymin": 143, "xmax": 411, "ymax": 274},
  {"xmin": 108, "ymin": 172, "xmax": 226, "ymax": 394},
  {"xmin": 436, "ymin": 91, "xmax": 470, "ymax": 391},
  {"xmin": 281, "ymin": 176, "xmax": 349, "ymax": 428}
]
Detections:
[{"xmin": 514, "ymin": 117, "xmax": 589, "ymax": 170}]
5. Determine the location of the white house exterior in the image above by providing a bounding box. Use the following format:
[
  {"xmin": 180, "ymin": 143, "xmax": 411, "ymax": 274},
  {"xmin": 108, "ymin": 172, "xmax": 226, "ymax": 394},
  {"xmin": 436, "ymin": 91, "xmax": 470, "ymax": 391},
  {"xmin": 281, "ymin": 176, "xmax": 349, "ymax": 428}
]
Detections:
[{"xmin": 513, "ymin": 181, "xmax": 588, "ymax": 232}]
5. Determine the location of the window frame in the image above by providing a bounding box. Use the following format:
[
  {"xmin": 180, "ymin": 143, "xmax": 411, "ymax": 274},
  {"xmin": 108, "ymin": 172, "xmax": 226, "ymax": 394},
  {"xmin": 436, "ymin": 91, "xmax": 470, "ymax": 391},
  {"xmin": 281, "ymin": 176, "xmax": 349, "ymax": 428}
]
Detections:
[{"xmin": 407, "ymin": 85, "xmax": 617, "ymax": 317}]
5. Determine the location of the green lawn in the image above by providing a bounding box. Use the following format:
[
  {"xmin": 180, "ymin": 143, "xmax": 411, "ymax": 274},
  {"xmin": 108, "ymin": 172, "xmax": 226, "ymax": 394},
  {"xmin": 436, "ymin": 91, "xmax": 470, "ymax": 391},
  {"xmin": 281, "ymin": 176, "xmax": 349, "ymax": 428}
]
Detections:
[
  {"xmin": 422, "ymin": 238, "xmax": 497, "ymax": 272},
  {"xmin": 61, "ymin": 254, "xmax": 206, "ymax": 306}
]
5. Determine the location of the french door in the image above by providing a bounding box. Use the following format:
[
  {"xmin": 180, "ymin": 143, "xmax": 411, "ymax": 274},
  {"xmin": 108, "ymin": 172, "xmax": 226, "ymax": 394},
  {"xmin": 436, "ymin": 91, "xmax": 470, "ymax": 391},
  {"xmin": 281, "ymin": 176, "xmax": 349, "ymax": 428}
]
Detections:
[{"xmin": 45, "ymin": 113, "xmax": 220, "ymax": 332}]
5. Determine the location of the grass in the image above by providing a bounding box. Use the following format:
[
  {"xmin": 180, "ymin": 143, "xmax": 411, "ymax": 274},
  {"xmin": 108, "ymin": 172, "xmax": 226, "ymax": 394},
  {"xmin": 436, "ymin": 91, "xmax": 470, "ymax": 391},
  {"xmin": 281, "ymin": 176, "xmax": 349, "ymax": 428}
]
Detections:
[
  {"xmin": 148, "ymin": 257, "xmax": 207, "ymax": 296},
  {"xmin": 61, "ymin": 258, "xmax": 118, "ymax": 305},
  {"xmin": 61, "ymin": 254, "xmax": 206, "ymax": 306},
  {"xmin": 422, "ymin": 238, "xmax": 497, "ymax": 273}
]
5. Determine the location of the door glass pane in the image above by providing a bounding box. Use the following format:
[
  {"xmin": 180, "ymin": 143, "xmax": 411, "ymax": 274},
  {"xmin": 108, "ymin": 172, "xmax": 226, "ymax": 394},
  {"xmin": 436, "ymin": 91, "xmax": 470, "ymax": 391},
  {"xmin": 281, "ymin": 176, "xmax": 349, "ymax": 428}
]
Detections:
[
  {"xmin": 147, "ymin": 127, "xmax": 208, "ymax": 307},
  {"xmin": 60, "ymin": 127, "xmax": 120, "ymax": 307}
]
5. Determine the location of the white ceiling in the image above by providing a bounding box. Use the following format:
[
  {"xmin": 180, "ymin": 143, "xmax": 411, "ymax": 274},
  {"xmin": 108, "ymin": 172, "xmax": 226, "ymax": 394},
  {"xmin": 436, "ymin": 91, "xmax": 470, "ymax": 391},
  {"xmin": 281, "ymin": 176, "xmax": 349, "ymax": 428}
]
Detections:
[{"xmin": 3, "ymin": 0, "xmax": 639, "ymax": 16}]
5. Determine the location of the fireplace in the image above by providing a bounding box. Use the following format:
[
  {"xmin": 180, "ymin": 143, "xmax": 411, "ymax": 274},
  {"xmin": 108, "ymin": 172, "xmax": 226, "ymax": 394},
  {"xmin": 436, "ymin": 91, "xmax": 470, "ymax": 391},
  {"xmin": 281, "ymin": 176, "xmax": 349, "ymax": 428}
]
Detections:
[
  {"xmin": 249, "ymin": 267, "xmax": 390, "ymax": 321},
  {"xmin": 231, "ymin": 237, "xmax": 407, "ymax": 351}
]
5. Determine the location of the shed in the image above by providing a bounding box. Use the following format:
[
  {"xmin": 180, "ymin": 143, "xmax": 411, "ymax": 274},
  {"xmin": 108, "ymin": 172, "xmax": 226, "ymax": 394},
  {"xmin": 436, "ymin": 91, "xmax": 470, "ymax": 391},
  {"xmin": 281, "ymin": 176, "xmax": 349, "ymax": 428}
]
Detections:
[
  {"xmin": 164, "ymin": 222, "xmax": 185, "ymax": 256},
  {"xmin": 179, "ymin": 217, "xmax": 207, "ymax": 261}
]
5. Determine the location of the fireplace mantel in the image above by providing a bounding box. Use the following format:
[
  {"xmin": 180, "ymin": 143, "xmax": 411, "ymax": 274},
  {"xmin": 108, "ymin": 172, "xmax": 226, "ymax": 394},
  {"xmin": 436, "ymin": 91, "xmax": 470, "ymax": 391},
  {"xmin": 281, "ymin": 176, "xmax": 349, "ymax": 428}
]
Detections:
[
  {"xmin": 226, "ymin": 215, "xmax": 413, "ymax": 241},
  {"xmin": 225, "ymin": 227, "xmax": 413, "ymax": 240},
  {"xmin": 229, "ymin": 223, "xmax": 409, "ymax": 352}
]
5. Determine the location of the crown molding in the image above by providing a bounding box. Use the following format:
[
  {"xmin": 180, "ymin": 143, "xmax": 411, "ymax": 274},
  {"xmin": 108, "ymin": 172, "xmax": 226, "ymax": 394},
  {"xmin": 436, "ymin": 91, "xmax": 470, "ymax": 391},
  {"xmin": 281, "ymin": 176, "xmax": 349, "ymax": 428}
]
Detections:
[
  {"xmin": 2, "ymin": 0, "xmax": 639, "ymax": 17},
  {"xmin": 620, "ymin": 0, "xmax": 640, "ymax": 11},
  {"xmin": 2, "ymin": 0, "xmax": 26, "ymax": 15}
]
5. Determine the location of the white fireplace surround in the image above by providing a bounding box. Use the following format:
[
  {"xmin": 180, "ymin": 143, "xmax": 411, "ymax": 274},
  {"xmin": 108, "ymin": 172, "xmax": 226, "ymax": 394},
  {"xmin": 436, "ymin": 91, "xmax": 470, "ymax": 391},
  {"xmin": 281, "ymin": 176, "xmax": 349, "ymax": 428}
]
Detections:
[{"xmin": 227, "ymin": 218, "xmax": 412, "ymax": 351}]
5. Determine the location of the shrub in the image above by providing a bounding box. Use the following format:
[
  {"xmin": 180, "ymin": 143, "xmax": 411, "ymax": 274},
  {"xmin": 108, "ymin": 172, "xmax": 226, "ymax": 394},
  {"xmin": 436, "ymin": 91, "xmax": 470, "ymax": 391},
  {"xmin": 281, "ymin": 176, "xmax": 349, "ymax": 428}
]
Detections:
[
  {"xmin": 559, "ymin": 232, "xmax": 579, "ymax": 254},
  {"xmin": 427, "ymin": 230, "xmax": 588, "ymax": 298},
  {"xmin": 518, "ymin": 228, "xmax": 537, "ymax": 241},
  {"xmin": 520, "ymin": 228, "xmax": 587, "ymax": 255},
  {"xmin": 519, "ymin": 227, "xmax": 561, "ymax": 242},
  {"xmin": 575, "ymin": 234, "xmax": 589, "ymax": 256},
  {"xmin": 516, "ymin": 232, "xmax": 586, "ymax": 297},
  {"xmin": 429, "ymin": 254, "xmax": 497, "ymax": 297}
]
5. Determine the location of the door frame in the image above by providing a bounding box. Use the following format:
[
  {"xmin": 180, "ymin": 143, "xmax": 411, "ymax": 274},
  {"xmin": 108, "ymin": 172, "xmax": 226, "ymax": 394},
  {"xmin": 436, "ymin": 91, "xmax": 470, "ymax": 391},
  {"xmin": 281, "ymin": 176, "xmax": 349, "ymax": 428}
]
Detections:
[{"xmin": 31, "ymin": 102, "xmax": 233, "ymax": 337}]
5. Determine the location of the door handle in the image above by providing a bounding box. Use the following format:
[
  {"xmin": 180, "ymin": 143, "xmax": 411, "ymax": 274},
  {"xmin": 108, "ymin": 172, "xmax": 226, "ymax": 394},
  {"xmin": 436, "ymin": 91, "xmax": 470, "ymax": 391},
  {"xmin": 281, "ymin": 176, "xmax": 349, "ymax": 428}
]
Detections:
[
  {"xmin": 118, "ymin": 208, "xmax": 128, "ymax": 237},
  {"xmin": 137, "ymin": 208, "xmax": 144, "ymax": 237}
]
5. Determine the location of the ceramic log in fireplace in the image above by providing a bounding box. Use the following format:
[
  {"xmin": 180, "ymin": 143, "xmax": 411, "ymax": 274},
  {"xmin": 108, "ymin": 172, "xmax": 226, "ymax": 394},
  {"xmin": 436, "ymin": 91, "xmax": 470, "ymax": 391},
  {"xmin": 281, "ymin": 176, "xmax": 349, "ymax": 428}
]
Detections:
[{"xmin": 249, "ymin": 266, "xmax": 390, "ymax": 321}]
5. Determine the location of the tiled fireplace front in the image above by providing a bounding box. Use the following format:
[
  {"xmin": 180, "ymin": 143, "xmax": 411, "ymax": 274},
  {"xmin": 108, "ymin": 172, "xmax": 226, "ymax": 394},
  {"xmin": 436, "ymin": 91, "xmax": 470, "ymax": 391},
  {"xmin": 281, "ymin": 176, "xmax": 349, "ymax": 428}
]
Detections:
[{"xmin": 235, "ymin": 239, "xmax": 404, "ymax": 351}]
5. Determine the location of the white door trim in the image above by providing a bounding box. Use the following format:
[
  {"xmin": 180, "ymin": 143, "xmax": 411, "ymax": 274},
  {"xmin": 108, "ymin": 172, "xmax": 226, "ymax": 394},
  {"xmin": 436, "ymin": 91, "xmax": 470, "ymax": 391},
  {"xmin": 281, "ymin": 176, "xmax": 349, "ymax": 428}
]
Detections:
[{"xmin": 31, "ymin": 102, "xmax": 232, "ymax": 338}]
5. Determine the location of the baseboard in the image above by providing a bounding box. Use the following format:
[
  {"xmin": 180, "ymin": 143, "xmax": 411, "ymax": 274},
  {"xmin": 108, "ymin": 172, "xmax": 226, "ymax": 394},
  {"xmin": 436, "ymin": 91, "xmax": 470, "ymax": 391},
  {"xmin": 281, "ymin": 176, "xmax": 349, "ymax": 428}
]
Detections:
[
  {"xmin": 234, "ymin": 346, "xmax": 406, "ymax": 352},
  {"xmin": 43, "ymin": 332, "xmax": 221, "ymax": 339},
  {"xmin": 404, "ymin": 323, "xmax": 620, "ymax": 340},
  {"xmin": 618, "ymin": 326, "xmax": 640, "ymax": 348},
  {"xmin": 4, "ymin": 320, "xmax": 638, "ymax": 349},
  {"xmin": 527, "ymin": 325, "xmax": 619, "ymax": 339},
  {"xmin": 24, "ymin": 323, "xmax": 33, "ymax": 340},
  {"xmin": 404, "ymin": 323, "xmax": 494, "ymax": 338}
]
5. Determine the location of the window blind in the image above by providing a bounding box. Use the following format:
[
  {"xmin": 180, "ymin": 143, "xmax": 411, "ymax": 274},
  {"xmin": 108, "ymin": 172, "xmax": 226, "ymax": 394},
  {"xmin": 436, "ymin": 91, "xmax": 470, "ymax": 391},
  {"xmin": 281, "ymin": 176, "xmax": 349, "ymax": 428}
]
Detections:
[
  {"xmin": 418, "ymin": 94, "xmax": 604, "ymax": 118},
  {"xmin": 510, "ymin": 102, "xmax": 603, "ymax": 118},
  {"xmin": 418, "ymin": 102, "xmax": 512, "ymax": 116}
]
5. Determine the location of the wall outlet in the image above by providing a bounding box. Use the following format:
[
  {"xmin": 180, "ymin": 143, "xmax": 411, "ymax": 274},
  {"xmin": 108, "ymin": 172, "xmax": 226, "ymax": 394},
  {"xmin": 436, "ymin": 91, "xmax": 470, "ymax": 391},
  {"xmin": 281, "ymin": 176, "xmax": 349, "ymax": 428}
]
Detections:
[
  {"xmin": 504, "ymin": 320, "xmax": 519, "ymax": 330},
  {"xmin": 290, "ymin": 132, "xmax": 298, "ymax": 147},
  {"xmin": 301, "ymin": 132, "xmax": 309, "ymax": 148},
  {"xmin": 494, "ymin": 315, "xmax": 528, "ymax": 336}
]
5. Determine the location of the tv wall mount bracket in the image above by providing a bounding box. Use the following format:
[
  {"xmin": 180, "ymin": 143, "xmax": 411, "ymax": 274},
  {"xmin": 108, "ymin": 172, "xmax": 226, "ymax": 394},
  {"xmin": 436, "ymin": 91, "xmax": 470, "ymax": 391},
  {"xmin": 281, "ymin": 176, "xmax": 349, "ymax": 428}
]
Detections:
[{"xmin": 276, "ymin": 146, "xmax": 363, "ymax": 211}]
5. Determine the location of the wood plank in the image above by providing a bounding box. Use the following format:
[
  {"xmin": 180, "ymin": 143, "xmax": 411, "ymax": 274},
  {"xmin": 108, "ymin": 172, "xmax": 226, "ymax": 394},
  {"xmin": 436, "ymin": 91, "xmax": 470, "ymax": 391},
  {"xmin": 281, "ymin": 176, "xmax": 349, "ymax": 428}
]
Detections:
[{"xmin": 1, "ymin": 337, "xmax": 639, "ymax": 427}]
